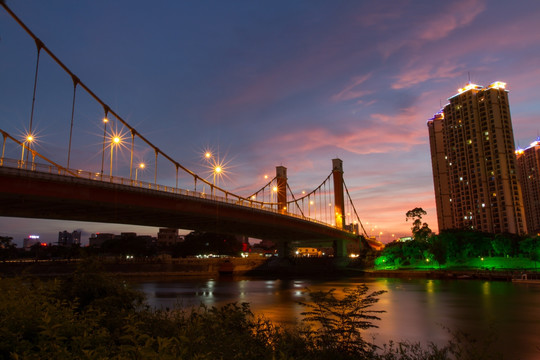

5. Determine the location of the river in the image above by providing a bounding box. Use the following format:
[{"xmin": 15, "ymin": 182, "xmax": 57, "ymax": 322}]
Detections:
[{"xmin": 135, "ymin": 275, "xmax": 540, "ymax": 359}]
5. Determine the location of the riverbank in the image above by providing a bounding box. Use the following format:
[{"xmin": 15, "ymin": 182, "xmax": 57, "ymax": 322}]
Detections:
[
  {"xmin": 1, "ymin": 257, "xmax": 536, "ymax": 281},
  {"xmin": 0, "ymin": 257, "xmax": 268, "ymax": 277},
  {"xmin": 362, "ymin": 269, "xmax": 525, "ymax": 281}
]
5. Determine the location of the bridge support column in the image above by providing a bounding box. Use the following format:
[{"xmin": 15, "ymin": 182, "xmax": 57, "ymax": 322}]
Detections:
[
  {"xmin": 276, "ymin": 166, "xmax": 287, "ymax": 214},
  {"xmin": 332, "ymin": 159, "xmax": 345, "ymax": 229},
  {"xmin": 277, "ymin": 240, "xmax": 290, "ymax": 258},
  {"xmin": 333, "ymin": 239, "xmax": 348, "ymax": 258}
]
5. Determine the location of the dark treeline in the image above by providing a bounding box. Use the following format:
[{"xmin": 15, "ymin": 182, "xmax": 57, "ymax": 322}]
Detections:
[{"xmin": 0, "ymin": 231, "xmax": 246, "ymax": 261}]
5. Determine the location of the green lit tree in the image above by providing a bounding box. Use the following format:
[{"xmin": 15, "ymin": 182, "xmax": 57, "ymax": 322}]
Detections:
[
  {"xmin": 405, "ymin": 207, "xmax": 432, "ymax": 242},
  {"xmin": 428, "ymin": 235, "xmax": 448, "ymax": 268},
  {"xmin": 491, "ymin": 234, "xmax": 513, "ymax": 257},
  {"xmin": 520, "ymin": 236, "xmax": 540, "ymax": 269}
]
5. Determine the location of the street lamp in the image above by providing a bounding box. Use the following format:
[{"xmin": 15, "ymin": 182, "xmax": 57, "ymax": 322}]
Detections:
[
  {"xmin": 271, "ymin": 186, "xmax": 278, "ymax": 205},
  {"xmin": 213, "ymin": 165, "xmax": 222, "ymax": 186},
  {"xmin": 110, "ymin": 135, "xmax": 121, "ymax": 176},
  {"xmin": 100, "ymin": 117, "xmax": 109, "ymax": 177},
  {"xmin": 135, "ymin": 162, "xmax": 145, "ymax": 181},
  {"xmin": 20, "ymin": 134, "xmax": 34, "ymax": 168}
]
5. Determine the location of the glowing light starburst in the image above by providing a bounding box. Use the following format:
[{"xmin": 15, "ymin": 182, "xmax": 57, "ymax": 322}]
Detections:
[
  {"xmin": 206, "ymin": 156, "xmax": 232, "ymax": 187},
  {"xmin": 106, "ymin": 128, "xmax": 129, "ymax": 152},
  {"xmin": 199, "ymin": 150, "xmax": 233, "ymax": 189}
]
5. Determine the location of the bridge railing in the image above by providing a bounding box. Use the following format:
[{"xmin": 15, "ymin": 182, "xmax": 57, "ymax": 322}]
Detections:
[{"xmin": 1, "ymin": 157, "xmax": 345, "ymax": 231}]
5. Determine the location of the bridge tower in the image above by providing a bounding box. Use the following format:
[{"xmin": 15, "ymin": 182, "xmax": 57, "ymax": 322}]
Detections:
[
  {"xmin": 332, "ymin": 158, "xmax": 347, "ymax": 257},
  {"xmin": 276, "ymin": 166, "xmax": 287, "ymax": 214},
  {"xmin": 332, "ymin": 158, "xmax": 345, "ymax": 229}
]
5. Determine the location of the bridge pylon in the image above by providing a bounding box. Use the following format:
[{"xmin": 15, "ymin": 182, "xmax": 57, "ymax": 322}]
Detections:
[
  {"xmin": 332, "ymin": 158, "xmax": 345, "ymax": 229},
  {"xmin": 276, "ymin": 166, "xmax": 287, "ymax": 214}
]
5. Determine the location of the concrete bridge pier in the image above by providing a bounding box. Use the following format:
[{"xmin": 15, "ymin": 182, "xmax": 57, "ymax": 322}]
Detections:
[
  {"xmin": 276, "ymin": 240, "xmax": 290, "ymax": 258},
  {"xmin": 333, "ymin": 238, "xmax": 348, "ymax": 258}
]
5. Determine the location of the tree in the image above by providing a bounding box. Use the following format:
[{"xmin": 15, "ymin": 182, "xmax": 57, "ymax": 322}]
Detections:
[
  {"xmin": 299, "ymin": 285, "xmax": 386, "ymax": 357},
  {"xmin": 0, "ymin": 236, "xmax": 16, "ymax": 262},
  {"xmin": 405, "ymin": 207, "xmax": 432, "ymax": 242},
  {"xmin": 491, "ymin": 234, "xmax": 513, "ymax": 257},
  {"xmin": 178, "ymin": 231, "xmax": 243, "ymax": 256},
  {"xmin": 520, "ymin": 236, "xmax": 540, "ymax": 269},
  {"xmin": 428, "ymin": 235, "xmax": 448, "ymax": 267}
]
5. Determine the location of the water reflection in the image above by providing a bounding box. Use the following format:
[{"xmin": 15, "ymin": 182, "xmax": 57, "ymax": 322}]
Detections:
[{"xmin": 135, "ymin": 276, "xmax": 540, "ymax": 359}]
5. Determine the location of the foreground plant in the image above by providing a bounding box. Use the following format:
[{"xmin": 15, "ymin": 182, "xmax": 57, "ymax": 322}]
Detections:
[{"xmin": 299, "ymin": 285, "xmax": 387, "ymax": 358}]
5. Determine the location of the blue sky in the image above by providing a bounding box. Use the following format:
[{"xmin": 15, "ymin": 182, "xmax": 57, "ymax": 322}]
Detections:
[{"xmin": 1, "ymin": 0, "xmax": 540, "ymax": 246}]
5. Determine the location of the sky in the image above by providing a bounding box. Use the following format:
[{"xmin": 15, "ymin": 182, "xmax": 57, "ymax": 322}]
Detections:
[{"xmin": 1, "ymin": 0, "xmax": 540, "ymax": 246}]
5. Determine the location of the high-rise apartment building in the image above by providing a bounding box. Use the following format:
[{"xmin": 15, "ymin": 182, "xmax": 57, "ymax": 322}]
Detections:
[
  {"xmin": 428, "ymin": 82, "xmax": 527, "ymax": 235},
  {"xmin": 516, "ymin": 139, "xmax": 540, "ymax": 234}
]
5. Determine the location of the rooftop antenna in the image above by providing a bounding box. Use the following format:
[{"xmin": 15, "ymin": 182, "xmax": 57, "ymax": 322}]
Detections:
[{"xmin": 468, "ymin": 71, "xmax": 471, "ymax": 84}]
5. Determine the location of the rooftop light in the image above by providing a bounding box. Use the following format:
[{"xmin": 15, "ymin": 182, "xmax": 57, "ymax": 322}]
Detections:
[
  {"xmin": 458, "ymin": 83, "xmax": 482, "ymax": 94},
  {"xmin": 488, "ymin": 81, "xmax": 506, "ymax": 90}
]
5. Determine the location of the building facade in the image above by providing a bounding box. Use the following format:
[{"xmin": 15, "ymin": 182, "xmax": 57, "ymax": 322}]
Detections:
[
  {"xmin": 516, "ymin": 139, "xmax": 540, "ymax": 234},
  {"xmin": 157, "ymin": 228, "xmax": 182, "ymax": 246},
  {"xmin": 428, "ymin": 82, "xmax": 527, "ymax": 235},
  {"xmin": 57, "ymin": 230, "xmax": 81, "ymax": 246}
]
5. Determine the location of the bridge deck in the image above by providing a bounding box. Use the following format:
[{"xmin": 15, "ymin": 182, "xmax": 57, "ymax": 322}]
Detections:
[{"xmin": 0, "ymin": 166, "xmax": 359, "ymax": 243}]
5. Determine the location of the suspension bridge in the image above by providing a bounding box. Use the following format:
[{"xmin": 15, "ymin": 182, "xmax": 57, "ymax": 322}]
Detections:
[{"xmin": 0, "ymin": 3, "xmax": 374, "ymax": 256}]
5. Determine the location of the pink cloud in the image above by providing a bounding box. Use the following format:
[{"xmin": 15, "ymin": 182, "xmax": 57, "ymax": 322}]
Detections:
[
  {"xmin": 263, "ymin": 121, "xmax": 426, "ymax": 157},
  {"xmin": 391, "ymin": 61, "xmax": 465, "ymax": 90},
  {"xmin": 377, "ymin": 0, "xmax": 486, "ymax": 58},
  {"xmin": 416, "ymin": 0, "xmax": 486, "ymax": 41},
  {"xmin": 331, "ymin": 73, "xmax": 373, "ymax": 102}
]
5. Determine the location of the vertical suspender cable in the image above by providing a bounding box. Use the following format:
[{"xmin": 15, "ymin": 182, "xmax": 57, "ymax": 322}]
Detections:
[
  {"xmin": 67, "ymin": 76, "xmax": 78, "ymax": 169},
  {"xmin": 154, "ymin": 148, "xmax": 158, "ymax": 185},
  {"xmin": 176, "ymin": 165, "xmax": 179, "ymax": 191},
  {"xmin": 26, "ymin": 39, "xmax": 43, "ymax": 164}
]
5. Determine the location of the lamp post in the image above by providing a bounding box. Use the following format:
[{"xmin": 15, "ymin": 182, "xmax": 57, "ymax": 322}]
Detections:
[
  {"xmin": 110, "ymin": 135, "xmax": 121, "ymax": 177},
  {"xmin": 213, "ymin": 165, "xmax": 222, "ymax": 187},
  {"xmin": 20, "ymin": 134, "xmax": 33, "ymax": 168},
  {"xmin": 100, "ymin": 117, "xmax": 108, "ymax": 178},
  {"xmin": 135, "ymin": 162, "xmax": 145, "ymax": 181},
  {"xmin": 211, "ymin": 164, "xmax": 223, "ymax": 196}
]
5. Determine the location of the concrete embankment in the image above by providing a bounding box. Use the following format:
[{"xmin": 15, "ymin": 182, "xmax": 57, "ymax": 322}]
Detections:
[
  {"xmin": 0, "ymin": 257, "xmax": 269, "ymax": 277},
  {"xmin": 363, "ymin": 269, "xmax": 519, "ymax": 281}
]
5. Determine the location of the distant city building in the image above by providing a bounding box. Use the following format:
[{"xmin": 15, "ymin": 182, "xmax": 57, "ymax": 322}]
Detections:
[
  {"xmin": 398, "ymin": 236, "xmax": 413, "ymax": 242},
  {"xmin": 295, "ymin": 247, "xmax": 322, "ymax": 257},
  {"xmin": 157, "ymin": 228, "xmax": 183, "ymax": 246},
  {"xmin": 427, "ymin": 82, "xmax": 527, "ymax": 235},
  {"xmin": 89, "ymin": 233, "xmax": 114, "ymax": 247},
  {"xmin": 516, "ymin": 138, "xmax": 540, "ymax": 234},
  {"xmin": 23, "ymin": 235, "xmax": 41, "ymax": 250},
  {"xmin": 57, "ymin": 230, "xmax": 81, "ymax": 246}
]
